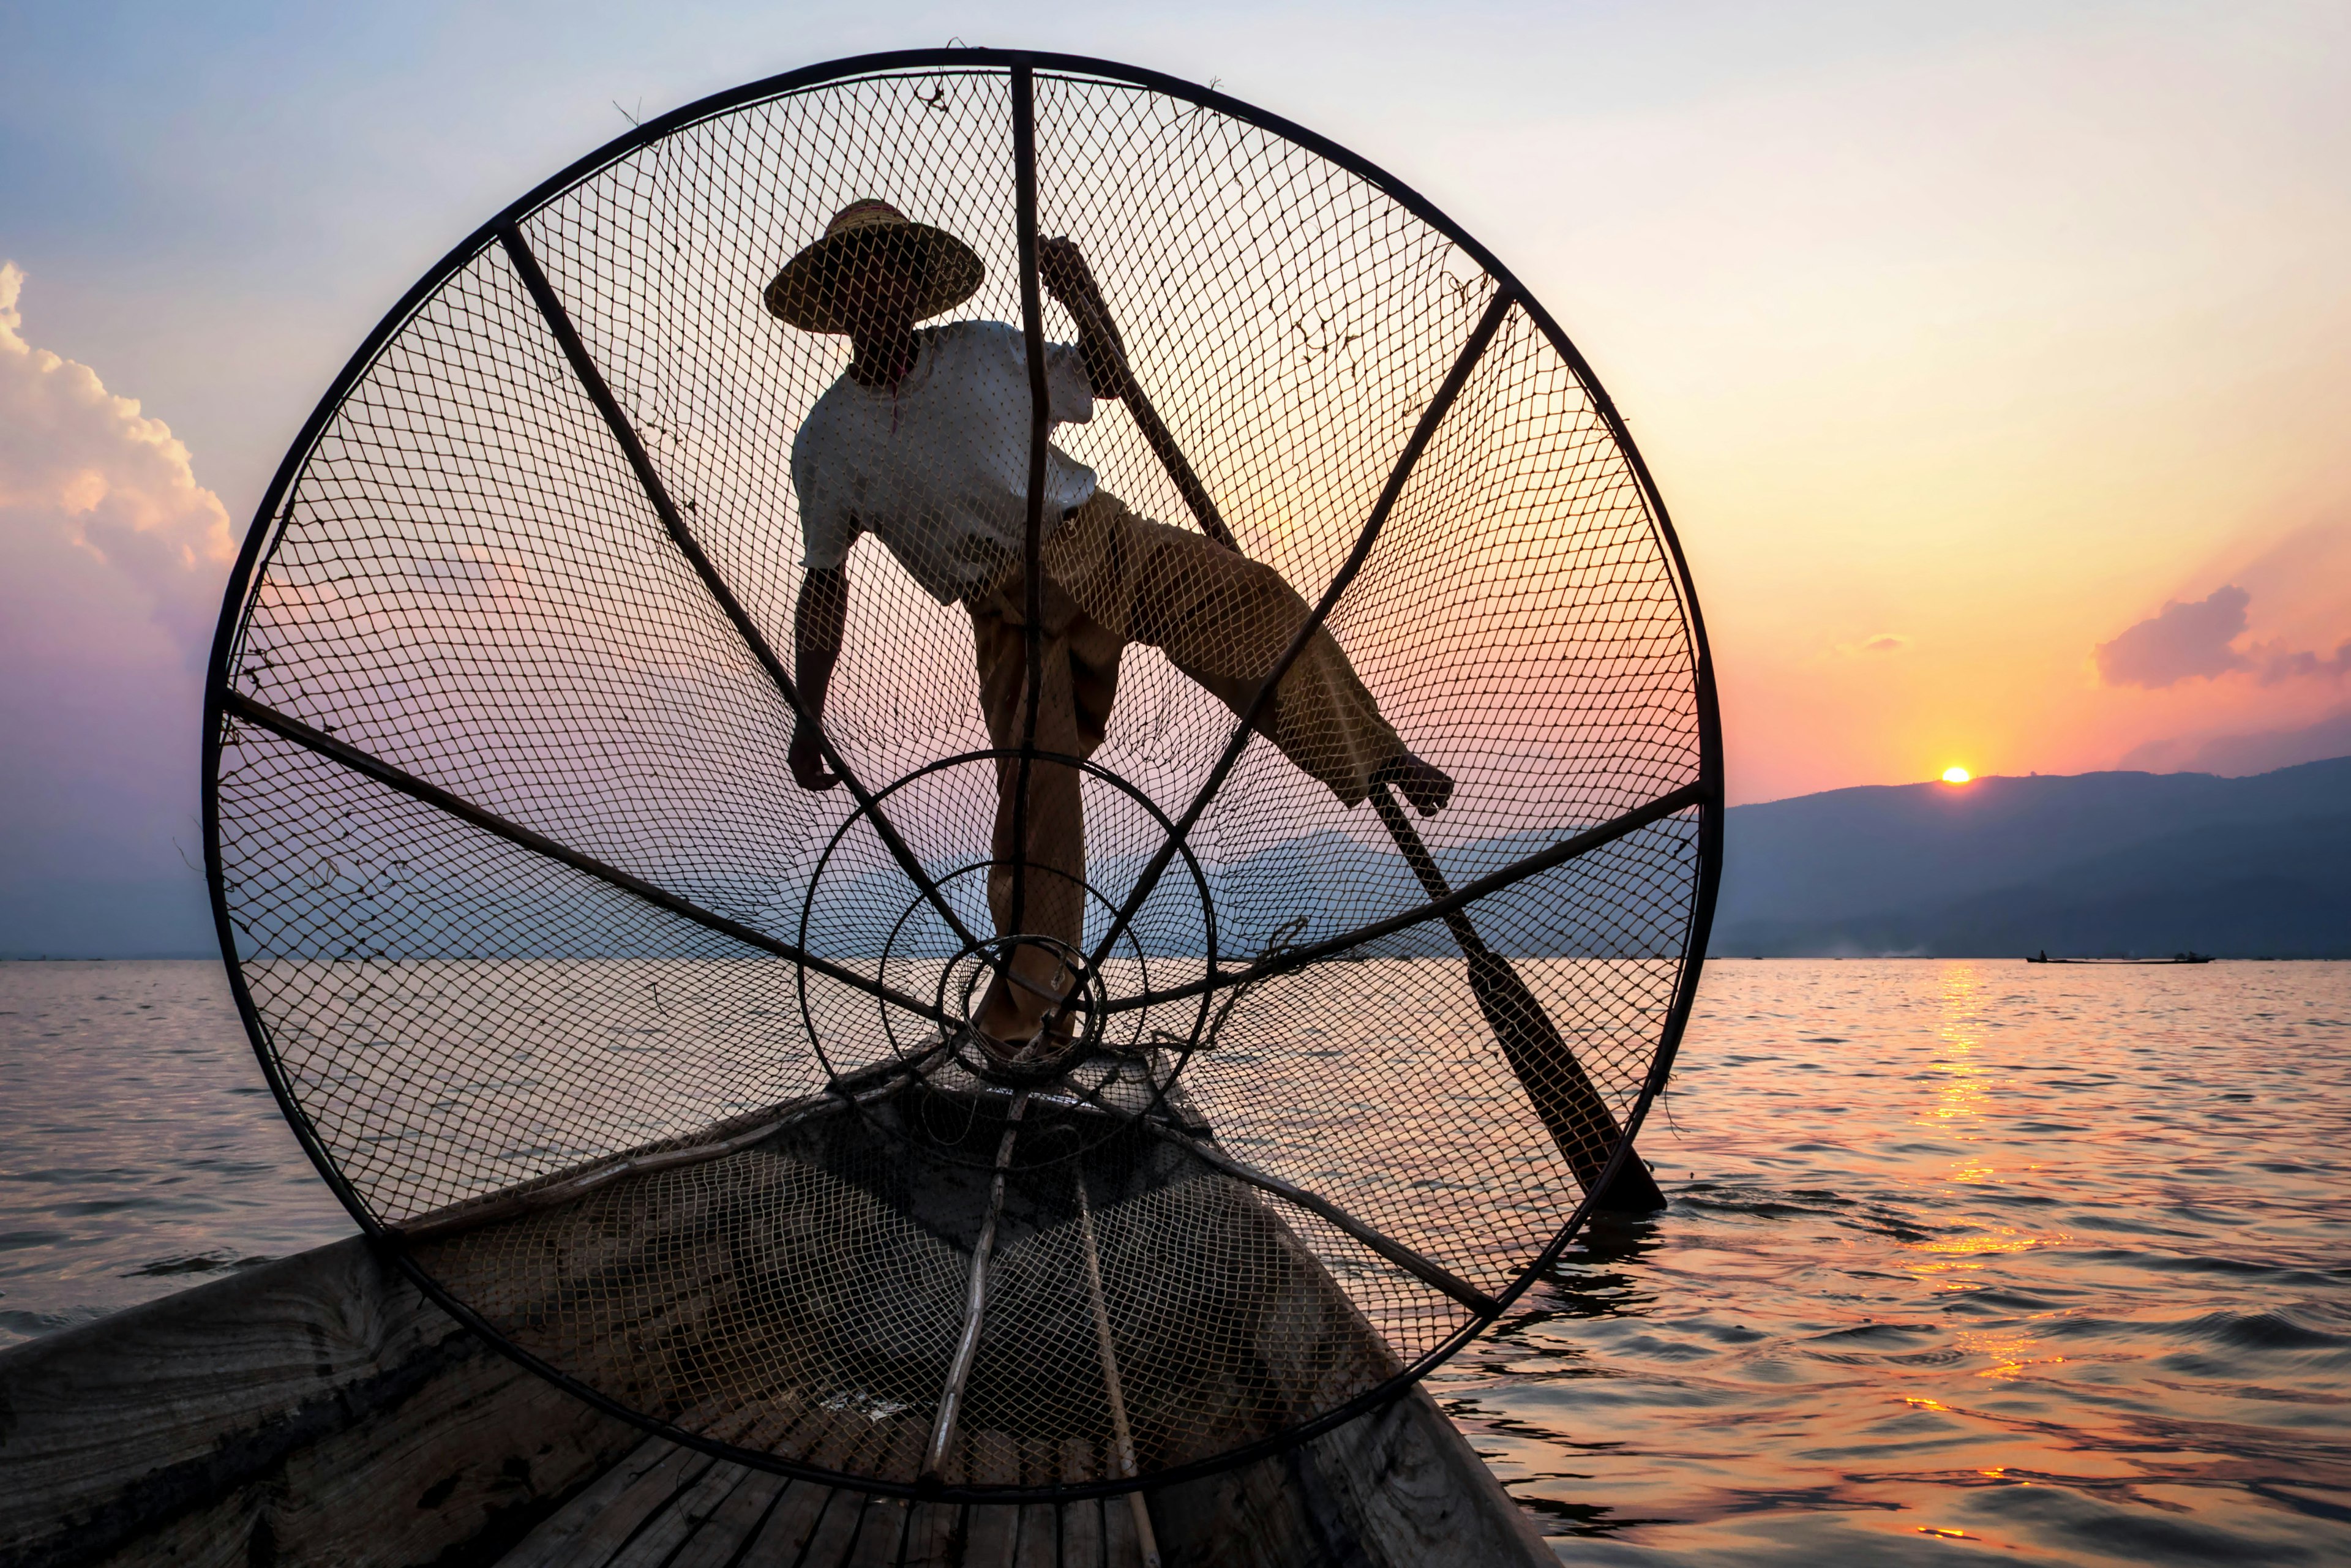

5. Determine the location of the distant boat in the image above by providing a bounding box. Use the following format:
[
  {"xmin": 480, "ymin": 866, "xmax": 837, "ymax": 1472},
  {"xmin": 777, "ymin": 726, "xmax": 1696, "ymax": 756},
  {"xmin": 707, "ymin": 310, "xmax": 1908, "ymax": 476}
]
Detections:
[{"xmin": 2025, "ymin": 950, "xmax": 2214, "ymax": 964}]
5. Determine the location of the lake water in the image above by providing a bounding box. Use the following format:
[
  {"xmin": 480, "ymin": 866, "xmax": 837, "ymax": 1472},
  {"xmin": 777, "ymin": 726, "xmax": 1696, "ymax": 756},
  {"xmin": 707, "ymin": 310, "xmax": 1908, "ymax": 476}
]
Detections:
[
  {"xmin": 0, "ymin": 961, "xmax": 349, "ymax": 1341},
  {"xmin": 3, "ymin": 958, "xmax": 2345, "ymax": 1564}
]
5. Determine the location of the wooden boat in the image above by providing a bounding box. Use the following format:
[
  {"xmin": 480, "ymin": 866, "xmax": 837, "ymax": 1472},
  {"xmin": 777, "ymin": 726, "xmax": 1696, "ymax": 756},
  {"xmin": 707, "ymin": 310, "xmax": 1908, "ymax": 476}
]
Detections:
[
  {"xmin": 2025, "ymin": 951, "xmax": 2214, "ymax": 964},
  {"xmin": 0, "ymin": 1072, "xmax": 1556, "ymax": 1568}
]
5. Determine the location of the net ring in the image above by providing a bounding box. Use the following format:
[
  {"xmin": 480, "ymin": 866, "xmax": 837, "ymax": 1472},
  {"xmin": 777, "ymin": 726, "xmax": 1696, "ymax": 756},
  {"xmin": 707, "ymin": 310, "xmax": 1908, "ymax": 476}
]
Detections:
[
  {"xmin": 937, "ymin": 931, "xmax": 1107, "ymax": 1086},
  {"xmin": 203, "ymin": 49, "xmax": 1722, "ymax": 1499},
  {"xmin": 797, "ymin": 748, "xmax": 1217, "ymax": 1168}
]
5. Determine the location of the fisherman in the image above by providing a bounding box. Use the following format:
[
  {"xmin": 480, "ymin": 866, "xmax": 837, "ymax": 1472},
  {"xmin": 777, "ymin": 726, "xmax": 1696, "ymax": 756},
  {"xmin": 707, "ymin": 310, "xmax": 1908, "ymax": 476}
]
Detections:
[{"xmin": 770, "ymin": 200, "xmax": 1452, "ymax": 1057}]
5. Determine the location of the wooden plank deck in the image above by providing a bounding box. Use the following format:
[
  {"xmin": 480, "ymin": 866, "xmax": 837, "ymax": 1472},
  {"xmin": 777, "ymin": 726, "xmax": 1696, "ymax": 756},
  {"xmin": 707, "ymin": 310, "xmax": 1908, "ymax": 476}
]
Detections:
[
  {"xmin": 482, "ymin": 1360, "xmax": 1548, "ymax": 1568},
  {"xmin": 0, "ymin": 1122, "xmax": 1554, "ymax": 1568}
]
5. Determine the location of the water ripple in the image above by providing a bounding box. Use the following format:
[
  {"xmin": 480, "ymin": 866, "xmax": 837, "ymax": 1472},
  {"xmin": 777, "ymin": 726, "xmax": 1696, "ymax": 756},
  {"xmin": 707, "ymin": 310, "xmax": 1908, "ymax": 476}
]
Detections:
[
  {"xmin": 0, "ymin": 962, "xmax": 351, "ymax": 1345},
  {"xmin": 4, "ymin": 958, "xmax": 2346, "ymax": 1562},
  {"xmin": 1432, "ymin": 959, "xmax": 2351, "ymax": 1564}
]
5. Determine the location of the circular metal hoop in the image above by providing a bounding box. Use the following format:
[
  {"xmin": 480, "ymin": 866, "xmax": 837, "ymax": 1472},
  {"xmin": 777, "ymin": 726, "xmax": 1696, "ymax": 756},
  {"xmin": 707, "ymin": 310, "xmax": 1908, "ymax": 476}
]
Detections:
[{"xmin": 201, "ymin": 48, "xmax": 1723, "ymax": 1501}]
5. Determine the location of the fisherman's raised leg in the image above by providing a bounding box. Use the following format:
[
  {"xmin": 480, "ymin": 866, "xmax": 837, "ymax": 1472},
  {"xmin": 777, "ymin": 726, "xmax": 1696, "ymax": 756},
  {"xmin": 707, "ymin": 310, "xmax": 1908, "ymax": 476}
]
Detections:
[{"xmin": 1046, "ymin": 492, "xmax": 1453, "ymax": 813}]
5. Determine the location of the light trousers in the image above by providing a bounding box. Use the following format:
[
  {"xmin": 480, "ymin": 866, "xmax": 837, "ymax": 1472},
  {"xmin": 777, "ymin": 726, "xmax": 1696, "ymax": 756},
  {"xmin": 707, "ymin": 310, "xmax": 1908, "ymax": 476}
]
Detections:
[{"xmin": 964, "ymin": 490, "xmax": 1406, "ymax": 1033}]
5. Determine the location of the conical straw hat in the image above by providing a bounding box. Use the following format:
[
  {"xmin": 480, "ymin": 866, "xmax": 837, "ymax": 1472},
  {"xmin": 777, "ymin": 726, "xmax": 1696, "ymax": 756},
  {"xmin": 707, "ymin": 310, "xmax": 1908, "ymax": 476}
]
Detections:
[{"xmin": 764, "ymin": 198, "xmax": 984, "ymax": 332}]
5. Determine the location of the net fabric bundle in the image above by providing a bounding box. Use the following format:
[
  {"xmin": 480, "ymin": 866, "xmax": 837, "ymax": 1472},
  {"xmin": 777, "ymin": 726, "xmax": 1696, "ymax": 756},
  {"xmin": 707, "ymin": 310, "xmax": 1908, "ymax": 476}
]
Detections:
[{"xmin": 206, "ymin": 51, "xmax": 1719, "ymax": 1498}]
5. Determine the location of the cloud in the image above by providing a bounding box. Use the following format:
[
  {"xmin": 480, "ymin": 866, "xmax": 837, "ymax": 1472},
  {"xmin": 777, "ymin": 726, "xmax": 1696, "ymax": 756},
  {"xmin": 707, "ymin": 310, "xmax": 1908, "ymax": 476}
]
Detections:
[
  {"xmin": 2094, "ymin": 585, "xmax": 2251, "ymax": 688},
  {"xmin": 1828, "ymin": 632, "xmax": 1908, "ymax": 656},
  {"xmin": 2260, "ymin": 639, "xmax": 2351, "ymax": 685},
  {"xmin": 0, "ymin": 261, "xmax": 234, "ymax": 655},
  {"xmin": 0, "ymin": 261, "xmax": 238, "ymax": 943},
  {"xmin": 2095, "ymin": 580, "xmax": 2351, "ymax": 691}
]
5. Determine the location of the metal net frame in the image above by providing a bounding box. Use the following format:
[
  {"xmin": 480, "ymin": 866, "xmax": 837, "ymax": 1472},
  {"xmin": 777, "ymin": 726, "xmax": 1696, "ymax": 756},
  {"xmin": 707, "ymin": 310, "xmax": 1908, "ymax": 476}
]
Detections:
[{"xmin": 201, "ymin": 48, "xmax": 1723, "ymax": 1502}]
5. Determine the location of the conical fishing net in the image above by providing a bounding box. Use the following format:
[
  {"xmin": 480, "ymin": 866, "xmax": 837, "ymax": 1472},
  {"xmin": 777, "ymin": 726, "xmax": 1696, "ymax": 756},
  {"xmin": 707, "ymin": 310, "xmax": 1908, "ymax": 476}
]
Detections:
[{"xmin": 204, "ymin": 49, "xmax": 1722, "ymax": 1499}]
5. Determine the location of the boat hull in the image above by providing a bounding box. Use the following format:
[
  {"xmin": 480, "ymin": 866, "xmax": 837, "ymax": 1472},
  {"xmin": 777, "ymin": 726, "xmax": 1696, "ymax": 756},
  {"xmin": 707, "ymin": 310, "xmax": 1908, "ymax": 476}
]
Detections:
[{"xmin": 0, "ymin": 1229, "xmax": 1551, "ymax": 1567}]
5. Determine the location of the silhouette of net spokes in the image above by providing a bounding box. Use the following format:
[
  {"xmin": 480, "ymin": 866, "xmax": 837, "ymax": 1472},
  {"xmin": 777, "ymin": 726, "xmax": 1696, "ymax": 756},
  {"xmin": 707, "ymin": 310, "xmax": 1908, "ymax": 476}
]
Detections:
[{"xmin": 203, "ymin": 51, "xmax": 1720, "ymax": 1499}]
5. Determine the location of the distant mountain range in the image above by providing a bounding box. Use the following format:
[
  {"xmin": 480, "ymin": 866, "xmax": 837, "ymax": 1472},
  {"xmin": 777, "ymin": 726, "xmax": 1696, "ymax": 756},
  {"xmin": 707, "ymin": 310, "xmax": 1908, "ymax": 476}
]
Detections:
[
  {"xmin": 1711, "ymin": 756, "xmax": 2351, "ymax": 958},
  {"xmin": 798, "ymin": 757, "xmax": 2351, "ymax": 961},
  {"xmin": 10, "ymin": 758, "xmax": 2345, "ymax": 962}
]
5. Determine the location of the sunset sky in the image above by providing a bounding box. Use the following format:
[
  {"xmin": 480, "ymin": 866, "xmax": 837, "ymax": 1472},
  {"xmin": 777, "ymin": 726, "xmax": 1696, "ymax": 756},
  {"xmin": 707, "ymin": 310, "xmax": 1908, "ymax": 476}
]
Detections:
[{"xmin": 4, "ymin": 1, "xmax": 2348, "ymax": 949}]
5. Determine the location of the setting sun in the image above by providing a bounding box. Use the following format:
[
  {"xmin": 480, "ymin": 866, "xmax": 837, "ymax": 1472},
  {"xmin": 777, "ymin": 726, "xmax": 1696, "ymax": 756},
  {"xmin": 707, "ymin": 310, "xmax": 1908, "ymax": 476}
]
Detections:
[{"xmin": 1942, "ymin": 767, "xmax": 1973, "ymax": 784}]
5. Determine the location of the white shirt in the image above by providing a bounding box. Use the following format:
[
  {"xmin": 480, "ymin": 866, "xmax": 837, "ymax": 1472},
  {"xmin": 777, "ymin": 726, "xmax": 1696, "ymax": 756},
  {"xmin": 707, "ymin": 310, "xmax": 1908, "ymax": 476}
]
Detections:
[{"xmin": 792, "ymin": 320, "xmax": 1098, "ymax": 604}]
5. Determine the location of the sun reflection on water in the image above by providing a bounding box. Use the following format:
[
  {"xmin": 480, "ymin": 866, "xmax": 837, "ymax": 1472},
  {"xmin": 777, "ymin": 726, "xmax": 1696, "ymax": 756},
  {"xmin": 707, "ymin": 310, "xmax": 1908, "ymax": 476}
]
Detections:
[
  {"xmin": 1955, "ymin": 1324, "xmax": 2064, "ymax": 1380},
  {"xmin": 1919, "ymin": 963, "xmax": 1990, "ymax": 1138},
  {"xmin": 1437, "ymin": 960, "xmax": 2351, "ymax": 1564}
]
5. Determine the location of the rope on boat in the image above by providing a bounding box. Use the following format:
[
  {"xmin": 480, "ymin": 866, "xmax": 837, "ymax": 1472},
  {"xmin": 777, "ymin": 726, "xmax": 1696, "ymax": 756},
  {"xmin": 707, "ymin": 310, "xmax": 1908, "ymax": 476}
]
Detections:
[
  {"xmin": 1076, "ymin": 1169, "xmax": 1164, "ymax": 1567},
  {"xmin": 924, "ymin": 1090, "xmax": 1031, "ymax": 1484}
]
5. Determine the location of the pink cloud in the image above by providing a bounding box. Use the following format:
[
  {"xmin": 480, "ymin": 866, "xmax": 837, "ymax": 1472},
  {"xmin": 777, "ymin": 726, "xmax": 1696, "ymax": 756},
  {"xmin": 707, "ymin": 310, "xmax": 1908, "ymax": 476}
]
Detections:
[
  {"xmin": 2094, "ymin": 580, "xmax": 2351, "ymax": 693},
  {"xmin": 2094, "ymin": 585, "xmax": 2251, "ymax": 688},
  {"xmin": 0, "ymin": 261, "xmax": 234, "ymax": 656},
  {"xmin": 2260, "ymin": 639, "xmax": 2351, "ymax": 685},
  {"xmin": 1, "ymin": 261, "xmax": 241, "ymax": 916}
]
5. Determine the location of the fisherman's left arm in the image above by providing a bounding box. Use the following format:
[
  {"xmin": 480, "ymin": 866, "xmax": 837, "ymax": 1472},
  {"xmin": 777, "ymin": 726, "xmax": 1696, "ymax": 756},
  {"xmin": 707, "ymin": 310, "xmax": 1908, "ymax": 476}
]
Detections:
[
  {"xmin": 1038, "ymin": 237, "xmax": 1126, "ymax": 401},
  {"xmin": 787, "ymin": 565, "xmax": 847, "ymax": 790}
]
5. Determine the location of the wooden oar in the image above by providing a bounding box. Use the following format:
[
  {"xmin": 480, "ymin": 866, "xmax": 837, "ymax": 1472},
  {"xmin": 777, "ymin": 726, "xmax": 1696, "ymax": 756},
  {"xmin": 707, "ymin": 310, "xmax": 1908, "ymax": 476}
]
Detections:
[
  {"xmin": 1370, "ymin": 787, "xmax": 1665, "ymax": 1211},
  {"xmin": 1056, "ymin": 277, "xmax": 1665, "ymax": 1214}
]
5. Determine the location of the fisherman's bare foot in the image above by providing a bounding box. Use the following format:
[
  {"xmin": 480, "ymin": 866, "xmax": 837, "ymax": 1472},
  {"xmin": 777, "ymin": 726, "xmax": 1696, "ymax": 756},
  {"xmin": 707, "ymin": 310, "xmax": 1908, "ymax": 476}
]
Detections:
[
  {"xmin": 966, "ymin": 1015, "xmax": 1084, "ymax": 1086},
  {"xmin": 975, "ymin": 963, "xmax": 1067, "ymax": 1049},
  {"xmin": 1376, "ymin": 753, "xmax": 1454, "ymax": 816},
  {"xmin": 970, "ymin": 1008, "xmax": 1075, "ymax": 1065},
  {"xmin": 972, "ymin": 994, "xmax": 1035, "ymax": 1054},
  {"xmin": 972, "ymin": 1025, "xmax": 1032, "ymax": 1070}
]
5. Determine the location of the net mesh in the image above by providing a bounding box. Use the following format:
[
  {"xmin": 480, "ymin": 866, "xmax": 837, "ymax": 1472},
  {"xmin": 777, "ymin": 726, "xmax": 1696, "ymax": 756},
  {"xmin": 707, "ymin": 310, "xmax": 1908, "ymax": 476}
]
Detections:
[{"xmin": 207, "ymin": 54, "xmax": 1715, "ymax": 1496}]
